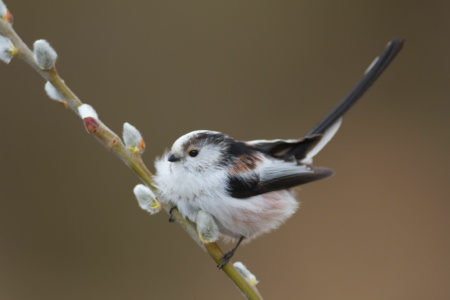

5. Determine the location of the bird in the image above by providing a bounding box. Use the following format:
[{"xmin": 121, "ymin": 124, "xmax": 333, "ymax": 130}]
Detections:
[{"xmin": 154, "ymin": 38, "xmax": 403, "ymax": 269}]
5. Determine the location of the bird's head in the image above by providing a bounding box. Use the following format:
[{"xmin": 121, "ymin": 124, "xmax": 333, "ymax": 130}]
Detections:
[{"xmin": 167, "ymin": 130, "xmax": 233, "ymax": 172}]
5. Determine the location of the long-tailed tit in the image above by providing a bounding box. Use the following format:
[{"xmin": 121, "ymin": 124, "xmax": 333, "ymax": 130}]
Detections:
[{"xmin": 155, "ymin": 38, "xmax": 403, "ymax": 269}]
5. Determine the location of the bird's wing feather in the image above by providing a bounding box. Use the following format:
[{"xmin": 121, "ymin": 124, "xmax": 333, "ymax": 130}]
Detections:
[
  {"xmin": 246, "ymin": 136, "xmax": 321, "ymax": 158},
  {"xmin": 246, "ymin": 118, "xmax": 342, "ymax": 163},
  {"xmin": 227, "ymin": 160, "xmax": 333, "ymax": 199}
]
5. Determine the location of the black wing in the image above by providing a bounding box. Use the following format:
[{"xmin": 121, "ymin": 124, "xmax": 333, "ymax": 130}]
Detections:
[{"xmin": 227, "ymin": 162, "xmax": 333, "ymax": 199}]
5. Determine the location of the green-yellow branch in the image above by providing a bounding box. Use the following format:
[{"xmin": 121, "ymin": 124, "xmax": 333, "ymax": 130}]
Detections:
[{"xmin": 0, "ymin": 14, "xmax": 263, "ymax": 300}]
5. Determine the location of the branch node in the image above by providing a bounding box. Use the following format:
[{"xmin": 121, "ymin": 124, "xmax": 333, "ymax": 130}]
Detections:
[{"xmin": 106, "ymin": 135, "xmax": 120, "ymax": 149}]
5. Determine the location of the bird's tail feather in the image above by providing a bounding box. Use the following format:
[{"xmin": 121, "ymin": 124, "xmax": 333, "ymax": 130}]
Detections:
[{"xmin": 283, "ymin": 38, "xmax": 404, "ymax": 161}]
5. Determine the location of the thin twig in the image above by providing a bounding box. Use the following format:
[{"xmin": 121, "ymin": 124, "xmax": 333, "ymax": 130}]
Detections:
[{"xmin": 0, "ymin": 11, "xmax": 262, "ymax": 300}]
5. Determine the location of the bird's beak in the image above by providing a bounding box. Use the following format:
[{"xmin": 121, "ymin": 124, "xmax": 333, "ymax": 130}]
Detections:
[{"xmin": 168, "ymin": 153, "xmax": 180, "ymax": 162}]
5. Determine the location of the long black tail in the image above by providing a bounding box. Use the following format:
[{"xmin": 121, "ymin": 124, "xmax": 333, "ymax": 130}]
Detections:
[
  {"xmin": 306, "ymin": 38, "xmax": 404, "ymax": 136},
  {"xmin": 280, "ymin": 38, "xmax": 404, "ymax": 161}
]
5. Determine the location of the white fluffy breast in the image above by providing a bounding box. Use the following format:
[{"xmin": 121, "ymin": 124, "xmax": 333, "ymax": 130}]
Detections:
[{"xmin": 154, "ymin": 151, "xmax": 230, "ymax": 221}]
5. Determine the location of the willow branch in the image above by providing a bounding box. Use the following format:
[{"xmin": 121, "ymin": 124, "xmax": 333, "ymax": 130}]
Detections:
[{"xmin": 0, "ymin": 10, "xmax": 262, "ymax": 300}]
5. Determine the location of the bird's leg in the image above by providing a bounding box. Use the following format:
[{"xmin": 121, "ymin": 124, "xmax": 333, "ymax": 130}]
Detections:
[
  {"xmin": 168, "ymin": 205, "xmax": 178, "ymax": 222},
  {"xmin": 218, "ymin": 236, "xmax": 245, "ymax": 269}
]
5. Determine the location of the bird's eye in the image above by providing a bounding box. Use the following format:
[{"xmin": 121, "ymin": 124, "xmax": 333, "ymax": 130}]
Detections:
[{"xmin": 188, "ymin": 149, "xmax": 199, "ymax": 157}]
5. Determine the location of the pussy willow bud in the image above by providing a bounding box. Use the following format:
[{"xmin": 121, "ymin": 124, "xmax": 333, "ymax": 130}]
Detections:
[
  {"xmin": 44, "ymin": 81, "xmax": 68, "ymax": 107},
  {"xmin": 133, "ymin": 184, "xmax": 161, "ymax": 215},
  {"xmin": 0, "ymin": 1, "xmax": 13, "ymax": 24},
  {"xmin": 78, "ymin": 104, "xmax": 100, "ymax": 133},
  {"xmin": 233, "ymin": 262, "xmax": 259, "ymax": 286},
  {"xmin": 0, "ymin": 35, "xmax": 17, "ymax": 64},
  {"xmin": 196, "ymin": 210, "xmax": 219, "ymax": 244},
  {"xmin": 33, "ymin": 39, "xmax": 57, "ymax": 70},
  {"xmin": 123, "ymin": 122, "xmax": 145, "ymax": 154}
]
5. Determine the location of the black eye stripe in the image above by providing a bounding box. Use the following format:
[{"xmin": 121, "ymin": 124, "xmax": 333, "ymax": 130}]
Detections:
[{"xmin": 188, "ymin": 149, "xmax": 199, "ymax": 157}]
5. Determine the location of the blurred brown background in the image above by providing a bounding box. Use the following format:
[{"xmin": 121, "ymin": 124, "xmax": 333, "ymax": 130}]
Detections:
[{"xmin": 1, "ymin": 1, "xmax": 449, "ymax": 299}]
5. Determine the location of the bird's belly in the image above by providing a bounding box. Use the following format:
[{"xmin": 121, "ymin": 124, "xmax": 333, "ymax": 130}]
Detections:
[{"xmin": 204, "ymin": 189, "xmax": 300, "ymax": 242}]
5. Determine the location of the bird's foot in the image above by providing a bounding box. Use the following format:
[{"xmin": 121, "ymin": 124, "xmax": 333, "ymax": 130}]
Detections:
[
  {"xmin": 168, "ymin": 206, "xmax": 177, "ymax": 222},
  {"xmin": 218, "ymin": 249, "xmax": 236, "ymax": 269},
  {"xmin": 217, "ymin": 236, "xmax": 244, "ymax": 269}
]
